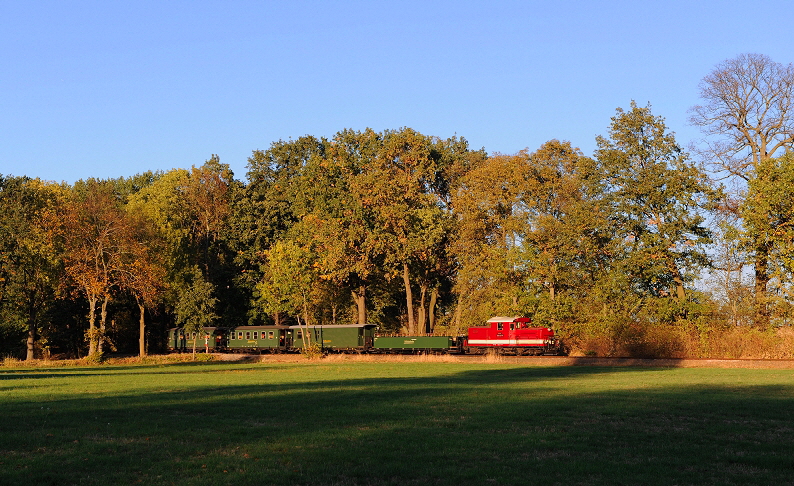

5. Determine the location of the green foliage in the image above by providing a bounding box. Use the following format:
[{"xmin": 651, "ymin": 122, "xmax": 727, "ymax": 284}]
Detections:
[
  {"xmin": 0, "ymin": 175, "xmax": 63, "ymax": 359},
  {"xmin": 0, "ymin": 320, "xmax": 26, "ymax": 358},
  {"xmin": 255, "ymin": 239, "xmax": 317, "ymax": 323},
  {"xmin": 595, "ymin": 101, "xmax": 716, "ymax": 302},
  {"xmin": 520, "ymin": 140, "xmax": 609, "ymax": 302},
  {"xmin": 81, "ymin": 351, "xmax": 105, "ymax": 364},
  {"xmin": 451, "ymin": 151, "xmax": 530, "ymax": 329},
  {"xmin": 173, "ymin": 266, "xmax": 218, "ymax": 340},
  {"xmin": 300, "ymin": 341, "xmax": 324, "ymax": 359},
  {"xmin": 742, "ymin": 153, "xmax": 794, "ymax": 306}
]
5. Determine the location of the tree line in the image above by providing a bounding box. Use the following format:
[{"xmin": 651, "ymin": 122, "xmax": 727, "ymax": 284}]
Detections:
[{"xmin": 2, "ymin": 53, "xmax": 794, "ymax": 360}]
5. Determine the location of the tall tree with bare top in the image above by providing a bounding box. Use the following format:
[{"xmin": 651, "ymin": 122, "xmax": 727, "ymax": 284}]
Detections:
[{"xmin": 690, "ymin": 53, "xmax": 794, "ymax": 325}]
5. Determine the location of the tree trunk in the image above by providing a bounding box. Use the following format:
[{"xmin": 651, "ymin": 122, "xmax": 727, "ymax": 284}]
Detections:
[
  {"xmin": 428, "ymin": 287, "xmax": 438, "ymax": 334},
  {"xmin": 138, "ymin": 300, "xmax": 146, "ymax": 357},
  {"xmin": 453, "ymin": 299, "xmax": 462, "ymax": 333},
  {"xmin": 352, "ymin": 286, "xmax": 367, "ymax": 325},
  {"xmin": 296, "ymin": 314, "xmax": 309, "ymax": 348},
  {"xmin": 418, "ymin": 284, "xmax": 427, "ymax": 335},
  {"xmin": 754, "ymin": 245, "xmax": 770, "ymax": 327},
  {"xmin": 302, "ymin": 294, "xmax": 311, "ymax": 342},
  {"xmin": 668, "ymin": 261, "xmax": 686, "ymax": 302},
  {"xmin": 98, "ymin": 294, "xmax": 109, "ymax": 354},
  {"xmin": 87, "ymin": 294, "xmax": 98, "ymax": 356},
  {"xmin": 26, "ymin": 291, "xmax": 37, "ymax": 361},
  {"xmin": 402, "ymin": 262, "xmax": 415, "ymax": 334},
  {"xmin": 26, "ymin": 327, "xmax": 35, "ymax": 361}
]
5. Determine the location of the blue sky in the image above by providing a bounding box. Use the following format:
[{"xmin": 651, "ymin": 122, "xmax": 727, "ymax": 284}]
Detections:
[{"xmin": 1, "ymin": 0, "xmax": 792, "ymax": 184}]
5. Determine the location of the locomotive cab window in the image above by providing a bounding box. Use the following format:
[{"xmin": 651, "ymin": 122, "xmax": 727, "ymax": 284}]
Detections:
[
  {"xmin": 510, "ymin": 323, "xmax": 515, "ymax": 330},
  {"xmin": 497, "ymin": 323, "xmax": 503, "ymax": 330}
]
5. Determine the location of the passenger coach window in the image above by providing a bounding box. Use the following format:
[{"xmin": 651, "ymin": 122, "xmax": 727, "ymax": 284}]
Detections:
[
  {"xmin": 268, "ymin": 331, "xmax": 274, "ymax": 339},
  {"xmin": 238, "ymin": 331, "xmax": 243, "ymax": 340},
  {"xmin": 245, "ymin": 331, "xmax": 251, "ymax": 340}
]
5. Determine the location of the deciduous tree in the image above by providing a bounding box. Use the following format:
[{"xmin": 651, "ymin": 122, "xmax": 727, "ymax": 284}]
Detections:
[
  {"xmin": 0, "ymin": 176, "xmax": 63, "ymax": 360},
  {"xmin": 58, "ymin": 180, "xmax": 135, "ymax": 356},
  {"xmin": 690, "ymin": 53, "xmax": 794, "ymax": 325},
  {"xmin": 173, "ymin": 266, "xmax": 218, "ymax": 358},
  {"xmin": 451, "ymin": 152, "xmax": 530, "ymax": 329},
  {"xmin": 116, "ymin": 212, "xmax": 167, "ymax": 357},
  {"xmin": 742, "ymin": 152, "xmax": 794, "ymax": 316},
  {"xmin": 521, "ymin": 140, "xmax": 607, "ymax": 302},
  {"xmin": 596, "ymin": 102, "xmax": 715, "ymax": 304}
]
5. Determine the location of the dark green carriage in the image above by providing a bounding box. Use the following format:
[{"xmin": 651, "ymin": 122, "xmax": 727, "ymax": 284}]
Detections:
[
  {"xmin": 168, "ymin": 327, "xmax": 225, "ymax": 352},
  {"xmin": 373, "ymin": 335, "xmax": 459, "ymax": 353},
  {"xmin": 288, "ymin": 324, "xmax": 375, "ymax": 352},
  {"xmin": 226, "ymin": 326, "xmax": 290, "ymax": 352}
]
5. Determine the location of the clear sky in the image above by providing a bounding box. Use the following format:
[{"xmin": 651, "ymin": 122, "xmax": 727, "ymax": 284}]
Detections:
[{"xmin": 1, "ymin": 0, "xmax": 792, "ymax": 184}]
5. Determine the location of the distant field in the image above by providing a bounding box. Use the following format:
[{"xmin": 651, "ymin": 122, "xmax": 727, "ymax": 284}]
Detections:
[{"xmin": 2, "ymin": 359, "xmax": 793, "ymax": 485}]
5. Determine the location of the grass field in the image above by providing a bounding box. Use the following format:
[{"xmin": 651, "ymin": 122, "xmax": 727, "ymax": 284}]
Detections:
[{"xmin": 2, "ymin": 357, "xmax": 793, "ymax": 485}]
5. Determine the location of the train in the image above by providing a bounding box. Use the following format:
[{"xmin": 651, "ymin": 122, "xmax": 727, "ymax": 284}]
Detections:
[{"xmin": 168, "ymin": 316, "xmax": 564, "ymax": 356}]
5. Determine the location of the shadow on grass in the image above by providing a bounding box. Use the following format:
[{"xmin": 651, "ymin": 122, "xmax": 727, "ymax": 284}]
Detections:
[
  {"xmin": 0, "ymin": 361, "xmax": 299, "ymax": 380},
  {"xmin": 1, "ymin": 364, "xmax": 793, "ymax": 485}
]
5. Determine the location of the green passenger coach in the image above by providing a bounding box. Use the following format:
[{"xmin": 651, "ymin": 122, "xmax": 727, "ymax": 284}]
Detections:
[
  {"xmin": 168, "ymin": 327, "xmax": 225, "ymax": 352},
  {"xmin": 288, "ymin": 324, "xmax": 376, "ymax": 351},
  {"xmin": 226, "ymin": 325, "xmax": 290, "ymax": 352}
]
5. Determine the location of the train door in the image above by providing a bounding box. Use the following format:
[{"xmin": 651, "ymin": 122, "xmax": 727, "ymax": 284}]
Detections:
[{"xmin": 284, "ymin": 330, "xmax": 293, "ymax": 350}]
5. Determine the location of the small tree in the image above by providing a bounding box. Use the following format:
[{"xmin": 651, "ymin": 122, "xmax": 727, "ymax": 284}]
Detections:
[
  {"xmin": 173, "ymin": 267, "xmax": 218, "ymax": 358},
  {"xmin": 118, "ymin": 215, "xmax": 166, "ymax": 358},
  {"xmin": 255, "ymin": 239, "xmax": 318, "ymax": 349}
]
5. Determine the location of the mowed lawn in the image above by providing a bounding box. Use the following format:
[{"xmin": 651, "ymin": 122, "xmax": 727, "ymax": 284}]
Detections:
[{"xmin": 1, "ymin": 359, "xmax": 793, "ymax": 486}]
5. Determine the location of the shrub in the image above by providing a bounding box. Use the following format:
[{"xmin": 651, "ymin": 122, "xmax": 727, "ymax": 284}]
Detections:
[
  {"xmin": 81, "ymin": 352, "xmax": 105, "ymax": 365},
  {"xmin": 300, "ymin": 342, "xmax": 324, "ymax": 360}
]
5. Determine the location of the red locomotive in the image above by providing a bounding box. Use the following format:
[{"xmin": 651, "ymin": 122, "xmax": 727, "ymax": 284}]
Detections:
[{"xmin": 465, "ymin": 316, "xmax": 561, "ymax": 355}]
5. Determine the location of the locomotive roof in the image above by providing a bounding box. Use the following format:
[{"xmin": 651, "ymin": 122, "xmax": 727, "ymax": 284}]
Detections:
[
  {"xmin": 486, "ymin": 316, "xmax": 524, "ymax": 323},
  {"xmin": 168, "ymin": 326, "xmax": 222, "ymax": 331},
  {"xmin": 226, "ymin": 325, "xmax": 291, "ymax": 330}
]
